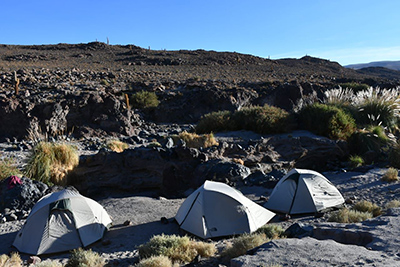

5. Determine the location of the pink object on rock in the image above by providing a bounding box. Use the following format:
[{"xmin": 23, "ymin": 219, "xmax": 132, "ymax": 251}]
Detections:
[{"xmin": 7, "ymin": 175, "xmax": 22, "ymax": 189}]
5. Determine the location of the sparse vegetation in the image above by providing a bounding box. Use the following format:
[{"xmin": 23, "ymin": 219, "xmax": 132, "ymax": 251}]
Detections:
[
  {"xmin": 138, "ymin": 234, "xmax": 216, "ymax": 264},
  {"xmin": 255, "ymin": 224, "xmax": 285, "ymax": 239},
  {"xmin": 65, "ymin": 248, "xmax": 106, "ymax": 267},
  {"xmin": 137, "ymin": 255, "xmax": 177, "ymax": 267},
  {"xmin": 106, "ymin": 139, "xmax": 129, "ymax": 153},
  {"xmin": 389, "ymin": 143, "xmax": 400, "ymax": 168},
  {"xmin": 130, "ymin": 91, "xmax": 160, "ymax": 109},
  {"xmin": 172, "ymin": 131, "xmax": 218, "ymax": 148},
  {"xmin": 31, "ymin": 259, "xmax": 63, "ymax": 267},
  {"xmin": 353, "ymin": 200, "xmax": 382, "ymax": 217},
  {"xmin": 195, "ymin": 110, "xmax": 232, "ymax": 134},
  {"xmin": 221, "ymin": 233, "xmax": 267, "ymax": 260},
  {"xmin": 25, "ymin": 142, "xmax": 79, "ymax": 185},
  {"xmin": 0, "ymin": 157, "xmax": 21, "ymax": 181},
  {"xmin": 339, "ymin": 82, "xmax": 370, "ymax": 92},
  {"xmin": 385, "ymin": 200, "xmax": 400, "ymax": 209},
  {"xmin": 0, "ymin": 252, "xmax": 22, "ymax": 267},
  {"xmin": 381, "ymin": 167, "xmax": 399, "ymax": 183},
  {"xmin": 349, "ymin": 155, "xmax": 364, "ymax": 168},
  {"xmin": 298, "ymin": 103, "xmax": 356, "ymax": 140},
  {"xmin": 328, "ymin": 208, "xmax": 373, "ymax": 223}
]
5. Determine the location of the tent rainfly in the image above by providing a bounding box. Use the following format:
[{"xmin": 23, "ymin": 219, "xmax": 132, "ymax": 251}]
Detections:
[
  {"xmin": 175, "ymin": 180, "xmax": 275, "ymax": 239},
  {"xmin": 264, "ymin": 168, "xmax": 345, "ymax": 215},
  {"xmin": 13, "ymin": 188, "xmax": 112, "ymax": 255}
]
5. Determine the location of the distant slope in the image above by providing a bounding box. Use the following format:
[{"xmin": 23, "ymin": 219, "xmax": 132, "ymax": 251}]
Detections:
[{"xmin": 346, "ymin": 60, "xmax": 400, "ymax": 71}]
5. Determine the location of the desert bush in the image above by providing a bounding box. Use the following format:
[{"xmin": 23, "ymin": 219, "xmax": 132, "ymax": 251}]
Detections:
[
  {"xmin": 353, "ymin": 87, "xmax": 400, "ymax": 129},
  {"xmin": 230, "ymin": 105, "xmax": 293, "ymax": 134},
  {"xmin": 0, "ymin": 157, "xmax": 21, "ymax": 181},
  {"xmin": 25, "ymin": 142, "xmax": 79, "ymax": 185},
  {"xmin": 137, "ymin": 255, "xmax": 177, "ymax": 267},
  {"xmin": 130, "ymin": 91, "xmax": 159, "ymax": 109},
  {"xmin": 353, "ymin": 200, "xmax": 382, "ymax": 217},
  {"xmin": 138, "ymin": 234, "xmax": 216, "ymax": 264},
  {"xmin": 328, "ymin": 208, "xmax": 373, "ymax": 223},
  {"xmin": 221, "ymin": 233, "xmax": 267, "ymax": 260},
  {"xmin": 195, "ymin": 110, "xmax": 232, "ymax": 134},
  {"xmin": 349, "ymin": 155, "xmax": 364, "ymax": 168},
  {"xmin": 381, "ymin": 167, "xmax": 399, "ymax": 183},
  {"xmin": 173, "ymin": 131, "xmax": 218, "ymax": 148},
  {"xmin": 32, "ymin": 259, "xmax": 63, "ymax": 267},
  {"xmin": 385, "ymin": 200, "xmax": 400, "ymax": 209},
  {"xmin": 298, "ymin": 103, "xmax": 356, "ymax": 140},
  {"xmin": 0, "ymin": 252, "xmax": 22, "ymax": 267},
  {"xmin": 65, "ymin": 248, "xmax": 105, "ymax": 267},
  {"xmin": 255, "ymin": 224, "xmax": 285, "ymax": 239},
  {"xmin": 106, "ymin": 139, "xmax": 129, "ymax": 153}
]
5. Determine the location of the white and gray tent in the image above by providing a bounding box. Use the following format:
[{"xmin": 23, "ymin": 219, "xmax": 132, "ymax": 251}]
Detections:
[
  {"xmin": 264, "ymin": 168, "xmax": 345, "ymax": 215},
  {"xmin": 13, "ymin": 188, "xmax": 112, "ymax": 255},
  {"xmin": 175, "ymin": 180, "xmax": 275, "ymax": 239}
]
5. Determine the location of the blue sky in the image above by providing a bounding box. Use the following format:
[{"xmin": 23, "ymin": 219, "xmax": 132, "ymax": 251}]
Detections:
[{"xmin": 1, "ymin": 0, "xmax": 399, "ymax": 65}]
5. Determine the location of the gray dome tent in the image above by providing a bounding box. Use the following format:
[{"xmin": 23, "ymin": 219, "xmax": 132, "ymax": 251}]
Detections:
[
  {"xmin": 13, "ymin": 188, "xmax": 112, "ymax": 255},
  {"xmin": 175, "ymin": 180, "xmax": 275, "ymax": 239},
  {"xmin": 264, "ymin": 169, "xmax": 344, "ymax": 215}
]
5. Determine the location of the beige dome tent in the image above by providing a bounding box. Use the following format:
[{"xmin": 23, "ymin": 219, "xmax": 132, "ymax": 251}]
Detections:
[
  {"xmin": 264, "ymin": 168, "xmax": 344, "ymax": 215},
  {"xmin": 13, "ymin": 188, "xmax": 112, "ymax": 255},
  {"xmin": 175, "ymin": 180, "xmax": 275, "ymax": 239}
]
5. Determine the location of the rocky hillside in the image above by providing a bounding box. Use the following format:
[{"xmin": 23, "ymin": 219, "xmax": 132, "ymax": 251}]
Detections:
[{"xmin": 1, "ymin": 42, "xmax": 400, "ymax": 142}]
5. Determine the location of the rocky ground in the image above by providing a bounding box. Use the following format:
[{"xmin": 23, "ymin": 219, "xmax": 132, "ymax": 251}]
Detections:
[{"xmin": 1, "ymin": 43, "xmax": 400, "ymax": 266}]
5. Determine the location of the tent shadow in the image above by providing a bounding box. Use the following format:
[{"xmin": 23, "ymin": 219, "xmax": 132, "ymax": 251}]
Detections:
[{"xmin": 0, "ymin": 230, "xmax": 19, "ymax": 255}]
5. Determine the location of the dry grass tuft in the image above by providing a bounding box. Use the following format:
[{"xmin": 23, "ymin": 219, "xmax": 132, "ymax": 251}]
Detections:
[
  {"xmin": 174, "ymin": 131, "xmax": 218, "ymax": 149},
  {"xmin": 0, "ymin": 252, "xmax": 22, "ymax": 267},
  {"xmin": 25, "ymin": 142, "xmax": 79, "ymax": 185},
  {"xmin": 221, "ymin": 233, "xmax": 267, "ymax": 260},
  {"xmin": 106, "ymin": 139, "xmax": 129, "ymax": 153},
  {"xmin": 65, "ymin": 248, "xmax": 106, "ymax": 267},
  {"xmin": 137, "ymin": 255, "xmax": 178, "ymax": 267},
  {"xmin": 32, "ymin": 259, "xmax": 63, "ymax": 267},
  {"xmin": 138, "ymin": 234, "xmax": 216, "ymax": 264},
  {"xmin": 328, "ymin": 208, "xmax": 373, "ymax": 223},
  {"xmin": 353, "ymin": 200, "xmax": 382, "ymax": 217},
  {"xmin": 0, "ymin": 157, "xmax": 21, "ymax": 181},
  {"xmin": 385, "ymin": 200, "xmax": 400, "ymax": 209},
  {"xmin": 255, "ymin": 224, "xmax": 285, "ymax": 239},
  {"xmin": 382, "ymin": 167, "xmax": 399, "ymax": 183}
]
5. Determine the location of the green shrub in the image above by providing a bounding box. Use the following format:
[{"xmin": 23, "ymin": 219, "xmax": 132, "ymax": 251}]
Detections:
[
  {"xmin": 231, "ymin": 105, "xmax": 293, "ymax": 134},
  {"xmin": 195, "ymin": 110, "xmax": 232, "ymax": 134},
  {"xmin": 221, "ymin": 233, "xmax": 267, "ymax": 260},
  {"xmin": 0, "ymin": 157, "xmax": 21, "ymax": 181},
  {"xmin": 131, "ymin": 91, "xmax": 159, "ymax": 109},
  {"xmin": 298, "ymin": 103, "xmax": 356, "ymax": 140},
  {"xmin": 328, "ymin": 208, "xmax": 373, "ymax": 223},
  {"xmin": 339, "ymin": 82, "xmax": 369, "ymax": 92},
  {"xmin": 352, "ymin": 200, "xmax": 382, "ymax": 217},
  {"xmin": 137, "ymin": 256, "xmax": 177, "ymax": 267},
  {"xmin": 255, "ymin": 224, "xmax": 285, "ymax": 239},
  {"xmin": 172, "ymin": 131, "xmax": 218, "ymax": 148},
  {"xmin": 138, "ymin": 234, "xmax": 216, "ymax": 264},
  {"xmin": 349, "ymin": 155, "xmax": 364, "ymax": 168},
  {"xmin": 381, "ymin": 167, "xmax": 399, "ymax": 183},
  {"xmin": 348, "ymin": 126, "xmax": 390, "ymax": 156},
  {"xmin": 65, "ymin": 248, "xmax": 105, "ymax": 267},
  {"xmin": 25, "ymin": 142, "xmax": 79, "ymax": 185}
]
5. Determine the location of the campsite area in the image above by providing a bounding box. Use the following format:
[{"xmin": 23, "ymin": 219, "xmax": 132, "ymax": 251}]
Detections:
[{"xmin": 1, "ymin": 43, "xmax": 400, "ymax": 266}]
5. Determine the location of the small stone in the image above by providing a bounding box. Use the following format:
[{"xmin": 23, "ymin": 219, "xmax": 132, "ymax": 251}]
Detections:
[{"xmin": 123, "ymin": 220, "xmax": 132, "ymax": 226}]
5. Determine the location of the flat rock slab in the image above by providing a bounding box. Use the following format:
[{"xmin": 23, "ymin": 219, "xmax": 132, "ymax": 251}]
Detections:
[{"xmin": 231, "ymin": 237, "xmax": 400, "ymax": 267}]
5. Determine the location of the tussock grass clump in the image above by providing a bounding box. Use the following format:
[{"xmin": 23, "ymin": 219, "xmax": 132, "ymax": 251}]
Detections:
[
  {"xmin": 328, "ymin": 208, "xmax": 373, "ymax": 223},
  {"xmin": 353, "ymin": 200, "xmax": 382, "ymax": 217},
  {"xmin": 255, "ymin": 224, "xmax": 285, "ymax": 239},
  {"xmin": 25, "ymin": 141, "xmax": 79, "ymax": 185},
  {"xmin": 385, "ymin": 200, "xmax": 400, "ymax": 209},
  {"xmin": 106, "ymin": 139, "xmax": 129, "ymax": 153},
  {"xmin": 221, "ymin": 233, "xmax": 267, "ymax": 260},
  {"xmin": 389, "ymin": 143, "xmax": 400, "ymax": 168},
  {"xmin": 0, "ymin": 157, "xmax": 21, "ymax": 181},
  {"xmin": 138, "ymin": 234, "xmax": 216, "ymax": 264},
  {"xmin": 298, "ymin": 103, "xmax": 356, "ymax": 140},
  {"xmin": 173, "ymin": 131, "xmax": 218, "ymax": 148},
  {"xmin": 137, "ymin": 255, "xmax": 178, "ymax": 267},
  {"xmin": 339, "ymin": 82, "xmax": 370, "ymax": 92},
  {"xmin": 382, "ymin": 167, "xmax": 399, "ymax": 183},
  {"xmin": 32, "ymin": 259, "xmax": 63, "ymax": 267},
  {"xmin": 65, "ymin": 248, "xmax": 106, "ymax": 267},
  {"xmin": 195, "ymin": 110, "xmax": 232, "ymax": 134},
  {"xmin": 131, "ymin": 91, "xmax": 159, "ymax": 109},
  {"xmin": 349, "ymin": 155, "xmax": 364, "ymax": 168},
  {"xmin": 0, "ymin": 252, "xmax": 22, "ymax": 267}
]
